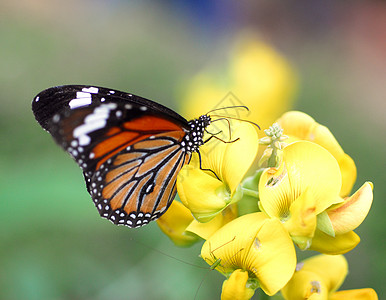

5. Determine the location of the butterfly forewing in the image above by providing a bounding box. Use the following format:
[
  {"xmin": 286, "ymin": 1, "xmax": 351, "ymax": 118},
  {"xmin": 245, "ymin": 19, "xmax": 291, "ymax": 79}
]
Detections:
[
  {"xmin": 32, "ymin": 85, "xmax": 193, "ymax": 227},
  {"xmin": 32, "ymin": 85, "xmax": 187, "ymax": 131}
]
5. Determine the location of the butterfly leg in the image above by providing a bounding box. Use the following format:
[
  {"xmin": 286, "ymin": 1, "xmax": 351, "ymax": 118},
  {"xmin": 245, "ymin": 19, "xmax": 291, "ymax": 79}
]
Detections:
[
  {"xmin": 196, "ymin": 150, "xmax": 220, "ymax": 180},
  {"xmin": 203, "ymin": 135, "xmax": 240, "ymax": 145}
]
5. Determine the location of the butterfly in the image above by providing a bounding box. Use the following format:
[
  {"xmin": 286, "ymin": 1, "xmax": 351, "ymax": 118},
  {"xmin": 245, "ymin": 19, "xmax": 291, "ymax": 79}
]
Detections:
[{"xmin": 32, "ymin": 85, "xmax": 214, "ymax": 228}]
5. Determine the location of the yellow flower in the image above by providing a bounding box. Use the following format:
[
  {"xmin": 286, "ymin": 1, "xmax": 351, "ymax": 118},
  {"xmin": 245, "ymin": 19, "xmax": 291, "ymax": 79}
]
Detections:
[
  {"xmin": 259, "ymin": 141, "xmax": 342, "ymax": 249},
  {"xmin": 259, "ymin": 140, "xmax": 372, "ymax": 253},
  {"xmin": 221, "ymin": 269, "xmax": 255, "ymax": 300},
  {"xmin": 281, "ymin": 254, "xmax": 378, "ymax": 300},
  {"xmin": 276, "ymin": 111, "xmax": 357, "ymax": 196},
  {"xmin": 179, "ymin": 34, "xmax": 298, "ymax": 131},
  {"xmin": 156, "ymin": 200, "xmax": 199, "ymax": 247},
  {"xmin": 177, "ymin": 120, "xmax": 259, "ymax": 224},
  {"xmin": 201, "ymin": 212, "xmax": 296, "ymax": 297}
]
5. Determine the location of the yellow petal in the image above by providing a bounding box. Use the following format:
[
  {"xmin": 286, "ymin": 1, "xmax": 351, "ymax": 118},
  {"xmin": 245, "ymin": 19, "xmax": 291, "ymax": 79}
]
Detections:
[
  {"xmin": 156, "ymin": 201, "xmax": 199, "ymax": 247},
  {"xmin": 281, "ymin": 270, "xmax": 328, "ymax": 300},
  {"xmin": 327, "ymin": 182, "xmax": 373, "ymax": 234},
  {"xmin": 201, "ymin": 212, "xmax": 296, "ymax": 296},
  {"xmin": 186, "ymin": 217, "xmax": 222, "ymax": 241},
  {"xmin": 259, "ymin": 141, "xmax": 342, "ymax": 221},
  {"xmin": 259, "ymin": 159, "xmax": 292, "ymax": 219},
  {"xmin": 330, "ymin": 288, "xmax": 379, "ymax": 300},
  {"xmin": 186, "ymin": 205, "xmax": 238, "ymax": 240},
  {"xmin": 276, "ymin": 111, "xmax": 357, "ymax": 196},
  {"xmin": 310, "ymin": 123, "xmax": 344, "ymax": 160},
  {"xmin": 337, "ymin": 153, "xmax": 357, "ymax": 197},
  {"xmin": 177, "ymin": 165, "xmax": 229, "ymax": 222},
  {"xmin": 311, "ymin": 126, "xmax": 356, "ymax": 195},
  {"xmin": 309, "ymin": 229, "xmax": 360, "ymax": 255},
  {"xmin": 276, "ymin": 111, "xmax": 316, "ymax": 140},
  {"xmin": 284, "ymin": 187, "xmax": 317, "ymax": 239},
  {"xmin": 282, "ymin": 254, "xmax": 348, "ymax": 300},
  {"xmin": 277, "ymin": 111, "xmax": 344, "ymax": 158},
  {"xmin": 299, "ymin": 254, "xmax": 348, "ymax": 293},
  {"xmin": 249, "ymin": 218, "xmax": 297, "ymax": 295},
  {"xmin": 198, "ymin": 120, "xmax": 259, "ymax": 194},
  {"xmin": 221, "ymin": 269, "xmax": 256, "ymax": 300}
]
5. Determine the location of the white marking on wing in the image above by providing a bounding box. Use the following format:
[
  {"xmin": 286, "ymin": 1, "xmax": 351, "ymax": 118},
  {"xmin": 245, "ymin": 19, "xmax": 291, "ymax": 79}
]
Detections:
[
  {"xmin": 73, "ymin": 103, "xmax": 117, "ymax": 146},
  {"xmin": 69, "ymin": 92, "xmax": 92, "ymax": 109},
  {"xmin": 82, "ymin": 87, "xmax": 99, "ymax": 93}
]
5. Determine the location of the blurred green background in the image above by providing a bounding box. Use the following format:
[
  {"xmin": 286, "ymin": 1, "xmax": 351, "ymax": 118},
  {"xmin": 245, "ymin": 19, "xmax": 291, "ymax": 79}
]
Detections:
[{"xmin": 1, "ymin": 1, "xmax": 385, "ymax": 299}]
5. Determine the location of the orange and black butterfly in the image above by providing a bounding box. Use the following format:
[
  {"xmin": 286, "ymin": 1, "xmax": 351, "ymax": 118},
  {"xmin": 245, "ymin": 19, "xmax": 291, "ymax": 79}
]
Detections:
[{"xmin": 32, "ymin": 85, "xmax": 212, "ymax": 228}]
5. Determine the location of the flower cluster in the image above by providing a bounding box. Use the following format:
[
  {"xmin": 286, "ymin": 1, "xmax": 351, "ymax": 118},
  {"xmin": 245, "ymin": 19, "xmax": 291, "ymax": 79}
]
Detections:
[{"xmin": 156, "ymin": 39, "xmax": 377, "ymax": 299}]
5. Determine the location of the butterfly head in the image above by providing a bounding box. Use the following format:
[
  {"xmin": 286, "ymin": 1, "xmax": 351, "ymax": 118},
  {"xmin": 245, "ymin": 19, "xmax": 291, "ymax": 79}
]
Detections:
[{"xmin": 182, "ymin": 115, "xmax": 211, "ymax": 153}]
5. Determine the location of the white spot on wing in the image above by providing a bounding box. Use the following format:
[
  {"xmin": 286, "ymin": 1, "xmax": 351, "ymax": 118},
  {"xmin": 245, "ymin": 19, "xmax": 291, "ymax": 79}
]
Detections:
[
  {"xmin": 52, "ymin": 114, "xmax": 60, "ymax": 123},
  {"xmin": 82, "ymin": 87, "xmax": 99, "ymax": 94},
  {"xmin": 69, "ymin": 92, "xmax": 92, "ymax": 109}
]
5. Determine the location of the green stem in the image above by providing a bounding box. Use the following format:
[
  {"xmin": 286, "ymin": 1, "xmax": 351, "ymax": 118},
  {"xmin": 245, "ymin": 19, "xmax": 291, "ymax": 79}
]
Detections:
[
  {"xmin": 267, "ymin": 141, "xmax": 278, "ymax": 167},
  {"xmin": 242, "ymin": 188, "xmax": 259, "ymax": 199}
]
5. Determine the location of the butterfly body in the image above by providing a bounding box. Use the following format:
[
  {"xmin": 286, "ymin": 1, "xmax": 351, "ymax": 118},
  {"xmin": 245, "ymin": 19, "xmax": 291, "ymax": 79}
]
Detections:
[{"xmin": 32, "ymin": 85, "xmax": 210, "ymax": 228}]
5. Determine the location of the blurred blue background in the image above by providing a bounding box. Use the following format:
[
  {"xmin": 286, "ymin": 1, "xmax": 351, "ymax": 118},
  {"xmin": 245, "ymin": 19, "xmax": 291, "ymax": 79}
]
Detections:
[{"xmin": 1, "ymin": 0, "xmax": 385, "ymax": 299}]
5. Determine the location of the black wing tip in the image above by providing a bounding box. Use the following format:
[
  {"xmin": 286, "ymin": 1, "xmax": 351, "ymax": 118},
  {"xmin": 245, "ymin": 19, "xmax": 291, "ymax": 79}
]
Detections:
[{"xmin": 31, "ymin": 85, "xmax": 84, "ymax": 130}]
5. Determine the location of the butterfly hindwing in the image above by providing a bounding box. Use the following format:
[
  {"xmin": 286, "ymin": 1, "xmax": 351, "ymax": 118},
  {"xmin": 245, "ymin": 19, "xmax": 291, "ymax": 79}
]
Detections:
[{"xmin": 89, "ymin": 132, "xmax": 191, "ymax": 227}]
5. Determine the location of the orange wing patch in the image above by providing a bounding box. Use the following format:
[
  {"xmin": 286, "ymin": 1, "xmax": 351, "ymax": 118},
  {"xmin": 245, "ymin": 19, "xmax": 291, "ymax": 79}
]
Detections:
[
  {"xmin": 136, "ymin": 145, "xmax": 180, "ymax": 177},
  {"xmin": 105, "ymin": 159, "xmax": 141, "ymax": 183},
  {"xmin": 123, "ymin": 115, "xmax": 183, "ymax": 132},
  {"xmin": 109, "ymin": 180, "xmax": 136, "ymax": 210},
  {"xmin": 93, "ymin": 131, "xmax": 140, "ymax": 158},
  {"xmin": 91, "ymin": 116, "xmax": 185, "ymax": 170},
  {"xmin": 102, "ymin": 168, "xmax": 137, "ymax": 200}
]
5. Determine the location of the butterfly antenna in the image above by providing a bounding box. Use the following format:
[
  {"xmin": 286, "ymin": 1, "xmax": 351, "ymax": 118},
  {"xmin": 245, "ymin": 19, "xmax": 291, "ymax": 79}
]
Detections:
[
  {"xmin": 210, "ymin": 117, "xmax": 232, "ymax": 140},
  {"xmin": 204, "ymin": 128, "xmax": 222, "ymax": 136},
  {"xmin": 204, "ymin": 134, "xmax": 240, "ymax": 145},
  {"xmin": 206, "ymin": 105, "xmax": 249, "ymax": 115},
  {"xmin": 210, "ymin": 114, "xmax": 261, "ymax": 130}
]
